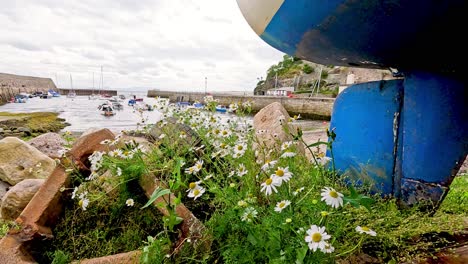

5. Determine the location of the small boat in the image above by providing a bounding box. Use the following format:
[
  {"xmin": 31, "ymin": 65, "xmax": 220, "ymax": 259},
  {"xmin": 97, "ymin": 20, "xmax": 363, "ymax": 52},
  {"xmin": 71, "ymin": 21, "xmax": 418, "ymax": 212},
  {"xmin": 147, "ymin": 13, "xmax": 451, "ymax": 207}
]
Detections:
[
  {"xmin": 119, "ymin": 94, "xmax": 126, "ymax": 100},
  {"xmin": 98, "ymin": 102, "xmax": 115, "ymax": 116},
  {"xmin": 48, "ymin": 89, "xmax": 60, "ymax": 97},
  {"xmin": 215, "ymin": 105, "xmax": 228, "ymax": 113},
  {"xmin": 89, "ymin": 94, "xmax": 99, "ymax": 100},
  {"xmin": 67, "ymin": 75, "xmax": 76, "ymax": 98},
  {"xmin": 113, "ymin": 101, "xmax": 124, "ymax": 110}
]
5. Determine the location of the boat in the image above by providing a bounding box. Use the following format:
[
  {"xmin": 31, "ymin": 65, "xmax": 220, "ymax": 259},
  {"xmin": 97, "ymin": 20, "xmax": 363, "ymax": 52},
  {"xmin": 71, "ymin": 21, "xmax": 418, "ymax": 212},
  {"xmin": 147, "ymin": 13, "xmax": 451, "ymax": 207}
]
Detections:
[
  {"xmin": 215, "ymin": 105, "xmax": 228, "ymax": 113},
  {"xmin": 14, "ymin": 94, "xmax": 28, "ymax": 103},
  {"xmin": 236, "ymin": 0, "xmax": 467, "ymax": 206},
  {"xmin": 48, "ymin": 89, "xmax": 60, "ymax": 97},
  {"xmin": 98, "ymin": 102, "xmax": 115, "ymax": 116},
  {"xmin": 119, "ymin": 94, "xmax": 126, "ymax": 100},
  {"xmin": 67, "ymin": 74, "xmax": 76, "ymax": 98}
]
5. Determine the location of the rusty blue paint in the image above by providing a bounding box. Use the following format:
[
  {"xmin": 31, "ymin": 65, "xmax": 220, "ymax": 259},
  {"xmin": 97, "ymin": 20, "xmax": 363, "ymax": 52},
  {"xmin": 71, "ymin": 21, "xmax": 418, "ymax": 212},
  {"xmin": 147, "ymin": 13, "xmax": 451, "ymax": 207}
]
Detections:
[{"xmin": 328, "ymin": 79, "xmax": 403, "ymax": 194}]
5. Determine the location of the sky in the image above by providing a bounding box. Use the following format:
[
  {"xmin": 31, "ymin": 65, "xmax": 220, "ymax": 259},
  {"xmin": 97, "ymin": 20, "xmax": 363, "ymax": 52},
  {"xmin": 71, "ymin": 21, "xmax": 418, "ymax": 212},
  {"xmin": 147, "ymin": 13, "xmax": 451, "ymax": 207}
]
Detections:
[{"xmin": 0, "ymin": 0, "xmax": 285, "ymax": 92}]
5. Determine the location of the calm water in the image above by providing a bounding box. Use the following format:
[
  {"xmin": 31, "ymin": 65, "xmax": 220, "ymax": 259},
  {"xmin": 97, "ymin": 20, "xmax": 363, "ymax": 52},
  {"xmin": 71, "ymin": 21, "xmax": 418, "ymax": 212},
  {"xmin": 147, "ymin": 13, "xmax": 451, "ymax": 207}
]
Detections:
[{"xmin": 0, "ymin": 95, "xmax": 249, "ymax": 133}]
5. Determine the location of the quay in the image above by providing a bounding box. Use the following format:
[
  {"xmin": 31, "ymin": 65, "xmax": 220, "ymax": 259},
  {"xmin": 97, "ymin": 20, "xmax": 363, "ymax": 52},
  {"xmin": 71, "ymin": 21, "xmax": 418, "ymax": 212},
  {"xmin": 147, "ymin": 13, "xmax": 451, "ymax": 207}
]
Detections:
[
  {"xmin": 58, "ymin": 88, "xmax": 117, "ymax": 96},
  {"xmin": 147, "ymin": 90, "xmax": 334, "ymax": 120}
]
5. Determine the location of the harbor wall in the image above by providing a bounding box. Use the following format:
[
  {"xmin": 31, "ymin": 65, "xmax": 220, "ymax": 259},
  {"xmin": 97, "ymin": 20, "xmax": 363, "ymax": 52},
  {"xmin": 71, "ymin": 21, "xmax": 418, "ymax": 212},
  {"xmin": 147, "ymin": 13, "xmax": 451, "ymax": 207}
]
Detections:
[
  {"xmin": 58, "ymin": 89, "xmax": 117, "ymax": 96},
  {"xmin": 0, "ymin": 73, "xmax": 56, "ymax": 104},
  {"xmin": 147, "ymin": 90, "xmax": 334, "ymax": 120}
]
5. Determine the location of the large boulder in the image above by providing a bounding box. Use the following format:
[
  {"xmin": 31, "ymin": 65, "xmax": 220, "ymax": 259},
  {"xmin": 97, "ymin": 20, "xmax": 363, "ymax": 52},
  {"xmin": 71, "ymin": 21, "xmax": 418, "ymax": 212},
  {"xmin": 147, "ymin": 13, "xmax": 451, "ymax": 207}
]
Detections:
[
  {"xmin": 0, "ymin": 137, "xmax": 56, "ymax": 185},
  {"xmin": 0, "ymin": 180, "xmax": 11, "ymax": 201},
  {"xmin": 0, "ymin": 179, "xmax": 45, "ymax": 221},
  {"xmin": 253, "ymin": 102, "xmax": 303, "ymax": 154},
  {"xmin": 28, "ymin": 132, "xmax": 67, "ymax": 159}
]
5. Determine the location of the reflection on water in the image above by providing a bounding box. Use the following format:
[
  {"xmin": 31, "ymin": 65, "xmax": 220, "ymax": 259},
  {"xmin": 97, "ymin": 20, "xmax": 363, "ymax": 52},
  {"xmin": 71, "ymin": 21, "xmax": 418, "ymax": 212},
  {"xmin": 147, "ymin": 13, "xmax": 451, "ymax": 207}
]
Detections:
[
  {"xmin": 0, "ymin": 96, "xmax": 163, "ymax": 132},
  {"xmin": 0, "ymin": 96, "xmax": 251, "ymax": 133}
]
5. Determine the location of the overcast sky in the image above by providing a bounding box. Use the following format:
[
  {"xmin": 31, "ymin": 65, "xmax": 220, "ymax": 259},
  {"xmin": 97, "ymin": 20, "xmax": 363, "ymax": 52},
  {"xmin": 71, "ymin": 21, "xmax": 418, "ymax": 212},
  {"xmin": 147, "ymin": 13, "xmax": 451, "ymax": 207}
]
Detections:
[{"xmin": 0, "ymin": 0, "xmax": 285, "ymax": 92}]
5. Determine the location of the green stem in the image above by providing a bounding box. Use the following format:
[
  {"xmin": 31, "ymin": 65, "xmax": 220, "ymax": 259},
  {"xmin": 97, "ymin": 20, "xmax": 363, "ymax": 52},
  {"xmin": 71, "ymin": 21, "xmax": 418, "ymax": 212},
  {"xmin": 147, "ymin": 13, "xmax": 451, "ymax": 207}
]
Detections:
[{"xmin": 335, "ymin": 236, "xmax": 364, "ymax": 257}]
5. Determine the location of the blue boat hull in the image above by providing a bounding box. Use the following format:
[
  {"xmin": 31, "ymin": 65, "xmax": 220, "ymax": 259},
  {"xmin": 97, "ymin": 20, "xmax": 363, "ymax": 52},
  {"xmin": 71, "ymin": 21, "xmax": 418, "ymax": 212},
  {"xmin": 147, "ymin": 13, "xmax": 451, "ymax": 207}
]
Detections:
[{"xmin": 237, "ymin": 0, "xmax": 466, "ymax": 73}]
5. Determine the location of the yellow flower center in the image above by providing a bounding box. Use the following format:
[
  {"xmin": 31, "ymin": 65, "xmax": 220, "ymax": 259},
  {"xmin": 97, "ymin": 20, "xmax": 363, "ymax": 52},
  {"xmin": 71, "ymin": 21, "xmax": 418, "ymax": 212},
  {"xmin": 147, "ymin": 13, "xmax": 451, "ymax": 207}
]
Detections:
[
  {"xmin": 279, "ymin": 202, "xmax": 285, "ymax": 208},
  {"xmin": 312, "ymin": 233, "xmax": 322, "ymax": 242},
  {"xmin": 265, "ymin": 178, "xmax": 273, "ymax": 185},
  {"xmin": 193, "ymin": 189, "xmax": 200, "ymax": 196},
  {"xmin": 214, "ymin": 129, "xmax": 220, "ymax": 134},
  {"xmin": 78, "ymin": 200, "xmax": 83, "ymax": 207},
  {"xmin": 189, "ymin": 182, "xmax": 196, "ymax": 189},
  {"xmin": 222, "ymin": 131, "xmax": 228, "ymax": 135},
  {"xmin": 237, "ymin": 145, "xmax": 243, "ymax": 151},
  {"xmin": 330, "ymin": 190, "xmax": 338, "ymax": 198},
  {"xmin": 276, "ymin": 169, "xmax": 284, "ymax": 177},
  {"xmin": 196, "ymin": 164, "xmax": 202, "ymax": 169},
  {"xmin": 361, "ymin": 226, "xmax": 370, "ymax": 232}
]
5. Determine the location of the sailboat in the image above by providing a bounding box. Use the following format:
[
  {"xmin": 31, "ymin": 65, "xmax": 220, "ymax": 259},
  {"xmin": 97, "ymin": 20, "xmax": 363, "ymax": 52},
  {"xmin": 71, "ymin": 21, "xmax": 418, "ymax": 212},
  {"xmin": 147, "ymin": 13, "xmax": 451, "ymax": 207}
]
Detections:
[
  {"xmin": 89, "ymin": 72, "xmax": 98, "ymax": 100},
  {"xmin": 67, "ymin": 74, "xmax": 76, "ymax": 98}
]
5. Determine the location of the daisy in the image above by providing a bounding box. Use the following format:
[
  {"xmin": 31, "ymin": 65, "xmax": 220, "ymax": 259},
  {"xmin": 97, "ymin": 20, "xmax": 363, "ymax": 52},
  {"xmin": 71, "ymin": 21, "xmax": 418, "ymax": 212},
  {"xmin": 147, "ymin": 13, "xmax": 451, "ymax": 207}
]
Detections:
[
  {"xmin": 305, "ymin": 225, "xmax": 331, "ymax": 252},
  {"xmin": 321, "ymin": 243, "xmax": 335, "ymax": 254},
  {"xmin": 274, "ymin": 200, "xmax": 291, "ymax": 212},
  {"xmin": 271, "ymin": 167, "xmax": 293, "ymax": 184},
  {"xmin": 126, "ymin": 198, "xmax": 134, "ymax": 207},
  {"xmin": 116, "ymin": 167, "xmax": 122, "ymax": 176},
  {"xmin": 317, "ymin": 156, "xmax": 332, "ymax": 167},
  {"xmin": 179, "ymin": 131, "xmax": 187, "ymax": 139},
  {"xmin": 260, "ymin": 177, "xmax": 281, "ymax": 196},
  {"xmin": 261, "ymin": 159, "xmax": 278, "ymax": 171},
  {"xmin": 321, "ymin": 187, "xmax": 344, "ymax": 209},
  {"xmin": 356, "ymin": 226, "xmax": 377, "ymax": 236},
  {"xmin": 221, "ymin": 129, "xmax": 231, "ymax": 138},
  {"xmin": 237, "ymin": 164, "xmax": 248, "ymax": 177},
  {"xmin": 237, "ymin": 200, "xmax": 247, "ymax": 207},
  {"xmin": 100, "ymin": 139, "xmax": 112, "ymax": 145},
  {"xmin": 185, "ymin": 166, "xmax": 195, "ymax": 175},
  {"xmin": 187, "ymin": 186, "xmax": 205, "ymax": 200},
  {"xmin": 281, "ymin": 151, "xmax": 296, "ymax": 158},
  {"xmin": 158, "ymin": 133, "xmax": 166, "ymax": 139},
  {"xmin": 193, "ymin": 160, "xmax": 203, "ymax": 173},
  {"xmin": 281, "ymin": 141, "xmax": 293, "ymax": 151},
  {"xmin": 79, "ymin": 197, "xmax": 89, "ymax": 211},
  {"xmin": 233, "ymin": 143, "xmax": 247, "ymax": 155},
  {"xmin": 71, "ymin": 187, "xmax": 78, "ymax": 199},
  {"xmin": 241, "ymin": 207, "xmax": 258, "ymax": 222},
  {"xmin": 293, "ymin": 187, "xmax": 305, "ymax": 196}
]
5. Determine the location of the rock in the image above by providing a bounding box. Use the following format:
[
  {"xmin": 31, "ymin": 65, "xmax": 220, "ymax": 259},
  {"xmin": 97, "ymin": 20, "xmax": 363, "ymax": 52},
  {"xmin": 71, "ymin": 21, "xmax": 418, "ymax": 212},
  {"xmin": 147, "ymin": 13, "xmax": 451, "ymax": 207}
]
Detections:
[
  {"xmin": 68, "ymin": 128, "xmax": 115, "ymax": 171},
  {"xmin": 0, "ymin": 128, "xmax": 3, "ymax": 133},
  {"xmin": 148, "ymin": 117, "xmax": 201, "ymax": 146},
  {"xmin": 253, "ymin": 102, "xmax": 303, "ymax": 155},
  {"xmin": 16, "ymin": 127, "xmax": 31, "ymax": 136},
  {"xmin": 0, "ymin": 179, "xmax": 45, "ymax": 221},
  {"xmin": 0, "ymin": 181, "xmax": 11, "ymax": 201},
  {"xmin": 118, "ymin": 135, "xmax": 154, "ymax": 154},
  {"xmin": 0, "ymin": 137, "xmax": 56, "ymax": 185},
  {"xmin": 28, "ymin": 133, "xmax": 66, "ymax": 159}
]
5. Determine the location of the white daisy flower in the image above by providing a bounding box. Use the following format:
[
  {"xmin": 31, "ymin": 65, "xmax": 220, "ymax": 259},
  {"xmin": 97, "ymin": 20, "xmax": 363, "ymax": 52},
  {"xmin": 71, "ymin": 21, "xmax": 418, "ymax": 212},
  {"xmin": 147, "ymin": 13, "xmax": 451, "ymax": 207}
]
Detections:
[
  {"xmin": 232, "ymin": 151, "xmax": 244, "ymax": 159},
  {"xmin": 185, "ymin": 166, "xmax": 195, "ymax": 175},
  {"xmin": 86, "ymin": 171, "xmax": 98, "ymax": 181},
  {"xmin": 100, "ymin": 139, "xmax": 112, "ymax": 145},
  {"xmin": 321, "ymin": 242, "xmax": 335, "ymax": 254},
  {"xmin": 281, "ymin": 151, "xmax": 296, "ymax": 158},
  {"xmin": 237, "ymin": 164, "xmax": 248, "ymax": 177},
  {"xmin": 233, "ymin": 143, "xmax": 247, "ymax": 154},
  {"xmin": 89, "ymin": 151, "xmax": 104, "ymax": 171},
  {"xmin": 187, "ymin": 186, "xmax": 205, "ymax": 200},
  {"xmin": 79, "ymin": 197, "xmax": 89, "ymax": 211},
  {"xmin": 271, "ymin": 167, "xmax": 293, "ymax": 184},
  {"xmin": 126, "ymin": 198, "xmax": 134, "ymax": 207},
  {"xmin": 261, "ymin": 160, "xmax": 278, "ymax": 171},
  {"xmin": 228, "ymin": 170, "xmax": 235, "ymax": 177},
  {"xmin": 356, "ymin": 226, "xmax": 377, "ymax": 236},
  {"xmin": 179, "ymin": 131, "xmax": 187, "ymax": 139},
  {"xmin": 274, "ymin": 200, "xmax": 291, "ymax": 212},
  {"xmin": 116, "ymin": 167, "xmax": 122, "ymax": 176},
  {"xmin": 281, "ymin": 141, "xmax": 293, "ymax": 151},
  {"xmin": 320, "ymin": 187, "xmax": 344, "ymax": 209},
  {"xmin": 220, "ymin": 129, "xmax": 231, "ymax": 138},
  {"xmin": 158, "ymin": 133, "xmax": 166, "ymax": 139},
  {"xmin": 193, "ymin": 160, "xmax": 203, "ymax": 173},
  {"xmin": 316, "ymin": 156, "xmax": 332, "ymax": 167},
  {"xmin": 293, "ymin": 187, "xmax": 305, "ymax": 196},
  {"xmin": 241, "ymin": 207, "xmax": 258, "ymax": 222},
  {"xmin": 260, "ymin": 177, "xmax": 281, "ymax": 196},
  {"xmin": 71, "ymin": 187, "xmax": 78, "ymax": 199},
  {"xmin": 305, "ymin": 225, "xmax": 331, "ymax": 252}
]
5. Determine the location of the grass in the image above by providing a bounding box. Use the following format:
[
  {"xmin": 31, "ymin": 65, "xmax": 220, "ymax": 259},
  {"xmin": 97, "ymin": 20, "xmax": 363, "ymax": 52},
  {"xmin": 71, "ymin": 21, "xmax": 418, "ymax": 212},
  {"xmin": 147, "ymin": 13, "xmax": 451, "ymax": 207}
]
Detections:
[
  {"xmin": 5, "ymin": 99, "xmax": 465, "ymax": 263},
  {"xmin": 0, "ymin": 111, "xmax": 69, "ymax": 134}
]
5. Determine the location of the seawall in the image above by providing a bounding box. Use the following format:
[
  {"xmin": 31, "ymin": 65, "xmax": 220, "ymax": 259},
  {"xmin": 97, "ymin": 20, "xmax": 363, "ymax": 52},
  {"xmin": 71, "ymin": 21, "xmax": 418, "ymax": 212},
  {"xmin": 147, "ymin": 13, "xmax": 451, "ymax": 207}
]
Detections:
[
  {"xmin": 0, "ymin": 73, "xmax": 56, "ymax": 104},
  {"xmin": 147, "ymin": 90, "xmax": 334, "ymax": 120},
  {"xmin": 58, "ymin": 88, "xmax": 117, "ymax": 96}
]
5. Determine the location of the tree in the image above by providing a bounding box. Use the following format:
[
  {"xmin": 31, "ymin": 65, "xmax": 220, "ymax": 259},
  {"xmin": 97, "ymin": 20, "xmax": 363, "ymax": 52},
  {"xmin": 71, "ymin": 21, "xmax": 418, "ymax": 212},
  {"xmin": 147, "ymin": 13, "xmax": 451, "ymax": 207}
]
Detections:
[{"xmin": 302, "ymin": 64, "xmax": 314, "ymax": 74}]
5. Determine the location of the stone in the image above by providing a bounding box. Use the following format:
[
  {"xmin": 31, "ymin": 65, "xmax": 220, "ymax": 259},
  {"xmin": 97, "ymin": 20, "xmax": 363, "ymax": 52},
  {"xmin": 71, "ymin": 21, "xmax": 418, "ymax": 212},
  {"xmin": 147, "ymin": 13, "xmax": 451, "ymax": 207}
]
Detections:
[
  {"xmin": 0, "ymin": 180, "xmax": 11, "ymax": 201},
  {"xmin": 118, "ymin": 135, "xmax": 154, "ymax": 154},
  {"xmin": 17, "ymin": 127, "xmax": 31, "ymax": 136},
  {"xmin": 0, "ymin": 179, "xmax": 45, "ymax": 221},
  {"xmin": 0, "ymin": 137, "xmax": 56, "ymax": 185},
  {"xmin": 0, "ymin": 128, "xmax": 3, "ymax": 133},
  {"xmin": 253, "ymin": 102, "xmax": 304, "ymax": 155},
  {"xmin": 0, "ymin": 236, "xmax": 36, "ymax": 264},
  {"xmin": 28, "ymin": 132, "xmax": 67, "ymax": 159},
  {"xmin": 68, "ymin": 128, "xmax": 115, "ymax": 171},
  {"xmin": 148, "ymin": 117, "xmax": 201, "ymax": 147}
]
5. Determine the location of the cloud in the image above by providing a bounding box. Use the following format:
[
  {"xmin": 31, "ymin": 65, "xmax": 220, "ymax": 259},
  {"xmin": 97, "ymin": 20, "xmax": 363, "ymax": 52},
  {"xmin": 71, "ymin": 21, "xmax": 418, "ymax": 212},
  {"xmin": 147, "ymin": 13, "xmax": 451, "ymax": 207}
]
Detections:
[{"xmin": 0, "ymin": 0, "xmax": 284, "ymax": 92}]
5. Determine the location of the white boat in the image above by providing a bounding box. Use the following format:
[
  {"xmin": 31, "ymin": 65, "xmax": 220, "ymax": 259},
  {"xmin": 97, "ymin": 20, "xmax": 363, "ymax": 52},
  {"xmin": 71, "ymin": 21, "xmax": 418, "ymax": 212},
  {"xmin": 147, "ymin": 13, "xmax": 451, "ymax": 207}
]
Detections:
[
  {"xmin": 98, "ymin": 102, "xmax": 115, "ymax": 116},
  {"xmin": 67, "ymin": 75, "xmax": 76, "ymax": 98}
]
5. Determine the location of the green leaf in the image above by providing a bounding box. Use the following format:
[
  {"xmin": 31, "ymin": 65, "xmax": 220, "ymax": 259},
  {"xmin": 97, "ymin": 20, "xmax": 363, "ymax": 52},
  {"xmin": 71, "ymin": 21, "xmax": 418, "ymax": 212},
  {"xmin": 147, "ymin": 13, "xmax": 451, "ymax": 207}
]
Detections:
[
  {"xmin": 343, "ymin": 185, "xmax": 375, "ymax": 211},
  {"xmin": 295, "ymin": 245, "xmax": 308, "ymax": 264},
  {"xmin": 141, "ymin": 187, "xmax": 171, "ymax": 209},
  {"xmin": 247, "ymin": 233, "xmax": 258, "ymax": 246}
]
